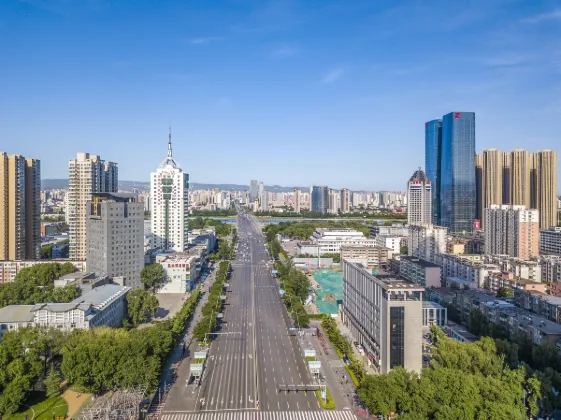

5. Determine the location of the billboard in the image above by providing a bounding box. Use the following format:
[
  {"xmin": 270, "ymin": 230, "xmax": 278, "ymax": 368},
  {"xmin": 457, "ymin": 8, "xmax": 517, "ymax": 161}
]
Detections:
[
  {"xmin": 304, "ymin": 349, "xmax": 316, "ymax": 358},
  {"xmin": 308, "ymin": 361, "xmax": 321, "ymax": 370},
  {"xmin": 194, "ymin": 351, "xmax": 207, "ymax": 360},
  {"xmin": 473, "ymin": 219, "xmax": 481, "ymax": 231}
]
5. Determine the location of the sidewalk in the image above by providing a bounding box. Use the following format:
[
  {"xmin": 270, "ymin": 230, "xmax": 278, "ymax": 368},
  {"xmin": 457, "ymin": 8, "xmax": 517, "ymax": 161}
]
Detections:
[
  {"xmin": 148, "ymin": 268, "xmax": 218, "ymax": 415},
  {"xmin": 334, "ymin": 317, "xmax": 377, "ymax": 375}
]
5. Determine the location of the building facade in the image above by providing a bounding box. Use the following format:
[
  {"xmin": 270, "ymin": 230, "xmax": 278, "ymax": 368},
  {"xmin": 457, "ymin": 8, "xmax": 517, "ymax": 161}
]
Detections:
[
  {"xmin": 408, "ymin": 223, "xmax": 447, "ymax": 263},
  {"xmin": 0, "ymin": 153, "xmax": 41, "ymax": 260},
  {"xmin": 407, "ymin": 168, "xmax": 432, "ymax": 225},
  {"xmin": 68, "ymin": 153, "xmax": 118, "ymax": 260},
  {"xmin": 86, "ymin": 193, "xmax": 144, "ymax": 288},
  {"xmin": 484, "ymin": 204, "xmax": 540, "ymax": 260},
  {"xmin": 0, "ymin": 260, "xmax": 86, "ymax": 284},
  {"xmin": 374, "ymin": 235, "xmax": 402, "ymax": 255},
  {"xmin": 150, "ymin": 131, "xmax": 189, "ymax": 252},
  {"xmin": 311, "ymin": 186, "xmax": 328, "ymax": 214},
  {"xmin": 533, "ymin": 150, "xmax": 558, "ymax": 229},
  {"xmin": 340, "ymin": 188, "xmax": 351, "ymax": 213},
  {"xmin": 540, "ymin": 227, "xmax": 561, "ymax": 256},
  {"xmin": 440, "ymin": 112, "xmax": 476, "ymax": 233},
  {"xmin": 425, "ymin": 119, "xmax": 442, "ymax": 225},
  {"xmin": 308, "ymin": 228, "xmax": 377, "ymax": 254},
  {"xmin": 399, "ymin": 256, "xmax": 441, "ymax": 288},
  {"xmin": 342, "ymin": 260, "xmax": 423, "ymax": 374},
  {"xmin": 475, "ymin": 148, "xmax": 506, "ymax": 227},
  {"xmin": 340, "ymin": 245, "xmax": 393, "ymax": 267}
]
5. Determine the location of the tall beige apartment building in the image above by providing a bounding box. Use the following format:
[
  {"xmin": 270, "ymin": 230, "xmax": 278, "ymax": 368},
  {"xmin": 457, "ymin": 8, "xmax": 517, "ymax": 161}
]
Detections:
[
  {"xmin": 484, "ymin": 204, "xmax": 539, "ymax": 260},
  {"xmin": 340, "ymin": 188, "xmax": 351, "ymax": 213},
  {"xmin": 0, "ymin": 152, "xmax": 41, "ymax": 260},
  {"xmin": 476, "ymin": 149, "xmax": 558, "ymax": 229},
  {"xmin": 68, "ymin": 153, "xmax": 118, "ymax": 260}
]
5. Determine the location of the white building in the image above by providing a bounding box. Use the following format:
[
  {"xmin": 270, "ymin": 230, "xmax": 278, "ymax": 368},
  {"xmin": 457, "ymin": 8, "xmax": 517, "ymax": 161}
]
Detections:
[
  {"xmin": 308, "ymin": 228, "xmax": 377, "ymax": 254},
  {"xmin": 374, "ymin": 235, "xmax": 402, "ymax": 255},
  {"xmin": 150, "ymin": 130, "xmax": 189, "ymax": 252},
  {"xmin": 340, "ymin": 245, "xmax": 393, "ymax": 267},
  {"xmin": 0, "ymin": 284, "xmax": 129, "ymax": 338},
  {"xmin": 541, "ymin": 255, "xmax": 561, "ymax": 283},
  {"xmin": 436, "ymin": 254, "xmax": 501, "ymax": 288},
  {"xmin": 407, "ymin": 169, "xmax": 432, "ymax": 225},
  {"xmin": 408, "ymin": 223, "xmax": 447, "ymax": 263},
  {"xmin": 156, "ymin": 253, "xmax": 198, "ymax": 293}
]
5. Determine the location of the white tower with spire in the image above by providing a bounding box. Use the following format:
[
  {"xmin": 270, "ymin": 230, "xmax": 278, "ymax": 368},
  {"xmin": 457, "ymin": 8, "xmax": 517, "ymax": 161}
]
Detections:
[{"xmin": 150, "ymin": 128, "xmax": 189, "ymax": 252}]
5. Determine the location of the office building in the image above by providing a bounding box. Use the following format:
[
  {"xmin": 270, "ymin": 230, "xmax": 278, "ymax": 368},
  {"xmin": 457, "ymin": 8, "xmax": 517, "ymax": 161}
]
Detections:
[
  {"xmin": 328, "ymin": 188, "xmax": 339, "ymax": 214},
  {"xmin": 475, "ymin": 149, "xmax": 506, "ymax": 227},
  {"xmin": 340, "ymin": 244, "xmax": 393, "ymax": 267},
  {"xmin": 0, "ymin": 153, "xmax": 41, "ymax": 260},
  {"xmin": 484, "ymin": 204, "xmax": 540, "ymax": 260},
  {"xmin": 150, "ymin": 130, "xmax": 189, "ymax": 252},
  {"xmin": 293, "ymin": 188, "xmax": 301, "ymax": 213},
  {"xmin": 440, "ymin": 112, "xmax": 476, "ymax": 233},
  {"xmin": 0, "ymin": 284, "xmax": 130, "ymax": 337},
  {"xmin": 340, "ymin": 188, "xmax": 351, "ymax": 213},
  {"xmin": 407, "ymin": 168, "xmax": 431, "ymax": 225},
  {"xmin": 86, "ymin": 193, "xmax": 144, "ymax": 288},
  {"xmin": 311, "ymin": 186, "xmax": 328, "ymax": 214},
  {"xmin": 342, "ymin": 260, "xmax": 423, "ymax": 374},
  {"xmin": 425, "ymin": 119, "xmax": 442, "ymax": 224},
  {"xmin": 374, "ymin": 235, "xmax": 402, "ymax": 255},
  {"xmin": 369, "ymin": 223, "xmax": 409, "ymax": 238},
  {"xmin": 540, "ymin": 227, "xmax": 561, "ymax": 256},
  {"xmin": 249, "ymin": 180, "xmax": 259, "ymax": 202},
  {"xmin": 68, "ymin": 153, "xmax": 118, "ymax": 260},
  {"xmin": 533, "ymin": 150, "xmax": 558, "ymax": 229},
  {"xmin": 303, "ymin": 228, "xmax": 377, "ymax": 254},
  {"xmin": 399, "ymin": 256, "xmax": 441, "ymax": 288},
  {"xmin": 408, "ymin": 224, "xmax": 447, "ymax": 263}
]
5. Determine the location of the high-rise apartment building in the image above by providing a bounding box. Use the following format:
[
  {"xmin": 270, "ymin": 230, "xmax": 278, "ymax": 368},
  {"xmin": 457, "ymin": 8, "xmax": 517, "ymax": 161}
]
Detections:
[
  {"xmin": 311, "ymin": 186, "xmax": 328, "ymax": 214},
  {"xmin": 86, "ymin": 193, "xmax": 144, "ymax": 288},
  {"xmin": 540, "ymin": 227, "xmax": 561, "ymax": 256},
  {"xmin": 484, "ymin": 204, "xmax": 539, "ymax": 260},
  {"xmin": 440, "ymin": 112, "xmax": 476, "ymax": 233},
  {"xmin": 68, "ymin": 153, "xmax": 118, "ymax": 260},
  {"xmin": 249, "ymin": 180, "xmax": 258, "ymax": 202},
  {"xmin": 533, "ymin": 150, "xmax": 558, "ymax": 229},
  {"xmin": 475, "ymin": 149, "xmax": 558, "ymax": 229},
  {"xmin": 408, "ymin": 223, "xmax": 448, "ymax": 263},
  {"xmin": 150, "ymin": 131, "xmax": 189, "ymax": 252},
  {"xmin": 342, "ymin": 260, "xmax": 423, "ymax": 374},
  {"xmin": 328, "ymin": 188, "xmax": 340, "ymax": 214},
  {"xmin": 475, "ymin": 149, "xmax": 505, "ymax": 227},
  {"xmin": 425, "ymin": 119, "xmax": 442, "ymax": 224},
  {"xmin": 340, "ymin": 188, "xmax": 351, "ymax": 213},
  {"xmin": 0, "ymin": 153, "xmax": 41, "ymax": 260},
  {"xmin": 407, "ymin": 169, "xmax": 431, "ymax": 225},
  {"xmin": 293, "ymin": 188, "xmax": 301, "ymax": 213}
]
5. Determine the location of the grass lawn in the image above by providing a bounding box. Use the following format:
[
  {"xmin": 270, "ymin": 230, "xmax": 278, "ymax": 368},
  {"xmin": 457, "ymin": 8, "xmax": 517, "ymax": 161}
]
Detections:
[{"xmin": 4, "ymin": 392, "xmax": 68, "ymax": 420}]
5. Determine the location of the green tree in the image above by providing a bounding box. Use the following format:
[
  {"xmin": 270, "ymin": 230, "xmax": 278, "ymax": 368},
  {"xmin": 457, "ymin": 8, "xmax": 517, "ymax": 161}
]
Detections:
[
  {"xmin": 496, "ymin": 287, "xmax": 513, "ymax": 298},
  {"xmin": 400, "ymin": 244, "xmax": 408, "ymax": 255},
  {"xmin": 140, "ymin": 263, "xmax": 166, "ymax": 292},
  {"xmin": 126, "ymin": 289, "xmax": 160, "ymax": 326},
  {"xmin": 44, "ymin": 366, "xmax": 62, "ymax": 398}
]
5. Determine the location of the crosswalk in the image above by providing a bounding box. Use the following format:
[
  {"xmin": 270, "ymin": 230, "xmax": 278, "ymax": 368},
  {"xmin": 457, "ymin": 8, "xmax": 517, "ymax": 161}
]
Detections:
[{"xmin": 161, "ymin": 411, "xmax": 356, "ymax": 420}]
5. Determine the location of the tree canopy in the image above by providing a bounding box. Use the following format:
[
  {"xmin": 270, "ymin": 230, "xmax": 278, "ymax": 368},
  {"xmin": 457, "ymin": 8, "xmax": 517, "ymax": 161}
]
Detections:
[
  {"xmin": 140, "ymin": 263, "xmax": 166, "ymax": 292},
  {"xmin": 126, "ymin": 289, "xmax": 159, "ymax": 326},
  {"xmin": 0, "ymin": 262, "xmax": 78, "ymax": 309},
  {"xmin": 264, "ymin": 221, "xmax": 370, "ymax": 241}
]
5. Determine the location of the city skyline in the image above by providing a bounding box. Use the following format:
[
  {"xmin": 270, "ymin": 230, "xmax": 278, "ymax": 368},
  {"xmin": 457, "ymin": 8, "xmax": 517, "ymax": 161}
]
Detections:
[{"xmin": 1, "ymin": 1, "xmax": 561, "ymax": 190}]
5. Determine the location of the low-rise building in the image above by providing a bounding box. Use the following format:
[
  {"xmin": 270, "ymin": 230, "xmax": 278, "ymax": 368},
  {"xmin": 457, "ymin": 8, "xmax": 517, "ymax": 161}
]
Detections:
[
  {"xmin": 541, "ymin": 255, "xmax": 561, "ymax": 284},
  {"xmin": 399, "ymin": 256, "xmax": 441, "ymax": 288},
  {"xmin": 482, "ymin": 255, "xmax": 542, "ymax": 282},
  {"xmin": 369, "ymin": 223, "xmax": 409, "ymax": 238},
  {"xmin": 422, "ymin": 301, "xmax": 447, "ymax": 331},
  {"xmin": 342, "ymin": 260, "xmax": 423, "ymax": 374},
  {"xmin": 436, "ymin": 254, "xmax": 501, "ymax": 288},
  {"xmin": 0, "ymin": 260, "xmax": 86, "ymax": 284},
  {"xmin": 514, "ymin": 289, "xmax": 561, "ymax": 324},
  {"xmin": 340, "ymin": 245, "xmax": 393, "ymax": 268},
  {"xmin": 485, "ymin": 272, "xmax": 547, "ymax": 294},
  {"xmin": 309, "ymin": 228, "xmax": 378, "ymax": 254},
  {"xmin": 156, "ymin": 245, "xmax": 208, "ymax": 293},
  {"xmin": 0, "ymin": 284, "xmax": 130, "ymax": 338},
  {"xmin": 408, "ymin": 224, "xmax": 447, "ymax": 263},
  {"xmin": 374, "ymin": 235, "xmax": 403, "ymax": 255}
]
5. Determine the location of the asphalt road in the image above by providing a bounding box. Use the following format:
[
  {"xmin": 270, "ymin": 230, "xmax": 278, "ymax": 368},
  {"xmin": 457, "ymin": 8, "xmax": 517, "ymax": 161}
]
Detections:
[{"xmin": 194, "ymin": 210, "xmax": 320, "ymax": 412}]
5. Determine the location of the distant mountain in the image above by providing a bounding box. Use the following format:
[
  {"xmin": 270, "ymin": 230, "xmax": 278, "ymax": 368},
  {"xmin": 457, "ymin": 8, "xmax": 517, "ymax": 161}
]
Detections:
[{"xmin": 42, "ymin": 179, "xmax": 306, "ymax": 193}]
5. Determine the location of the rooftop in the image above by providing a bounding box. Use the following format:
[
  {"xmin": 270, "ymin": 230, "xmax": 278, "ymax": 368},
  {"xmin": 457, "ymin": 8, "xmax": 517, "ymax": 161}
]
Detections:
[
  {"xmin": 71, "ymin": 284, "xmax": 130, "ymax": 310},
  {"xmin": 400, "ymin": 255, "xmax": 440, "ymax": 268},
  {"xmin": 422, "ymin": 301, "xmax": 445, "ymax": 310},
  {"xmin": 0, "ymin": 305, "xmax": 35, "ymax": 323}
]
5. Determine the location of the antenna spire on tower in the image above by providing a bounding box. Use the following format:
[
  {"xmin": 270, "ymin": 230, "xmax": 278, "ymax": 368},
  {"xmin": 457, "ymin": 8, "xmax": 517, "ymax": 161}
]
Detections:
[{"xmin": 168, "ymin": 125, "xmax": 172, "ymax": 157}]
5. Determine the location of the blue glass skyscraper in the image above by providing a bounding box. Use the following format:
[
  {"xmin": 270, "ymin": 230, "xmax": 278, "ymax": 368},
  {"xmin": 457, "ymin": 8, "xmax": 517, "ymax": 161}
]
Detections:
[
  {"xmin": 425, "ymin": 119, "xmax": 442, "ymax": 224},
  {"xmin": 311, "ymin": 186, "xmax": 328, "ymax": 214},
  {"xmin": 440, "ymin": 112, "xmax": 476, "ymax": 233}
]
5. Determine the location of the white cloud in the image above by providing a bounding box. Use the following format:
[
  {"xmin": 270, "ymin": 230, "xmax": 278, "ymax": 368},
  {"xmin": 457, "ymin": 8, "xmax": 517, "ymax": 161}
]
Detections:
[
  {"xmin": 270, "ymin": 45, "xmax": 298, "ymax": 59},
  {"xmin": 187, "ymin": 37, "xmax": 219, "ymax": 45},
  {"xmin": 320, "ymin": 68, "xmax": 345, "ymax": 84},
  {"xmin": 522, "ymin": 9, "xmax": 561, "ymax": 23}
]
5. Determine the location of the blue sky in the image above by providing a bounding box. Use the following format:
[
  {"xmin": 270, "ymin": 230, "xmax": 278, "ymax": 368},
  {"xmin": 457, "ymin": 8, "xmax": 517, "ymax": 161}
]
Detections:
[{"xmin": 1, "ymin": 0, "xmax": 560, "ymax": 191}]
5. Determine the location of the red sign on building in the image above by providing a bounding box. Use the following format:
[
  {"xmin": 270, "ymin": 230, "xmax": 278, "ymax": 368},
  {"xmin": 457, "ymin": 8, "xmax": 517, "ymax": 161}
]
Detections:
[{"xmin": 473, "ymin": 219, "xmax": 481, "ymax": 231}]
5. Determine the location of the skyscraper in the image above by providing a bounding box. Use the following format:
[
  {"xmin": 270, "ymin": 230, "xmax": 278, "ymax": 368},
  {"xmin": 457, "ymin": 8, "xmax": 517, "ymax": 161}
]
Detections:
[
  {"xmin": 533, "ymin": 150, "xmax": 558, "ymax": 229},
  {"xmin": 440, "ymin": 112, "xmax": 476, "ymax": 233},
  {"xmin": 293, "ymin": 188, "xmax": 301, "ymax": 213},
  {"xmin": 475, "ymin": 149, "xmax": 505, "ymax": 228},
  {"xmin": 425, "ymin": 119, "xmax": 442, "ymax": 224},
  {"xmin": 407, "ymin": 169, "xmax": 431, "ymax": 225},
  {"xmin": 484, "ymin": 204, "xmax": 539, "ymax": 260},
  {"xmin": 0, "ymin": 153, "xmax": 41, "ymax": 260},
  {"xmin": 68, "ymin": 153, "xmax": 118, "ymax": 260},
  {"xmin": 150, "ymin": 130, "xmax": 189, "ymax": 252},
  {"xmin": 249, "ymin": 180, "xmax": 258, "ymax": 202},
  {"xmin": 340, "ymin": 188, "xmax": 351, "ymax": 213},
  {"xmin": 510, "ymin": 149, "xmax": 532, "ymax": 208},
  {"xmin": 311, "ymin": 186, "xmax": 328, "ymax": 214},
  {"xmin": 86, "ymin": 193, "xmax": 144, "ymax": 288}
]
